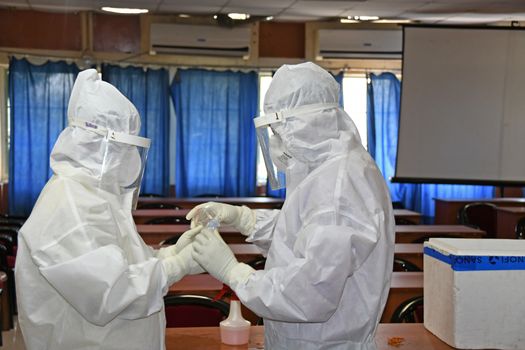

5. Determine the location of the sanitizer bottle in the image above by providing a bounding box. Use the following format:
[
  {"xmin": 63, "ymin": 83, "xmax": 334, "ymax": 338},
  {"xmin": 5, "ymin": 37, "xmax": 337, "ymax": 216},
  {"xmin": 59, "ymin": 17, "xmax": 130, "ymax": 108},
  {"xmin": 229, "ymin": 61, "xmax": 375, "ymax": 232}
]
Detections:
[{"xmin": 220, "ymin": 294, "xmax": 251, "ymax": 345}]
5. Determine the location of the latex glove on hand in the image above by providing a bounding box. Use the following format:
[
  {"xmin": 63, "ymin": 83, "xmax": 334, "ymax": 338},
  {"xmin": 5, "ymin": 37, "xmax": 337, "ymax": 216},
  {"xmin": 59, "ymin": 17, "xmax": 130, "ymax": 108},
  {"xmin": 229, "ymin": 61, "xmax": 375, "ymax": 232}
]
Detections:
[
  {"xmin": 161, "ymin": 244, "xmax": 205, "ymax": 286},
  {"xmin": 192, "ymin": 228, "xmax": 255, "ymax": 288},
  {"xmin": 186, "ymin": 202, "xmax": 256, "ymax": 236},
  {"xmin": 157, "ymin": 225, "xmax": 202, "ymax": 259}
]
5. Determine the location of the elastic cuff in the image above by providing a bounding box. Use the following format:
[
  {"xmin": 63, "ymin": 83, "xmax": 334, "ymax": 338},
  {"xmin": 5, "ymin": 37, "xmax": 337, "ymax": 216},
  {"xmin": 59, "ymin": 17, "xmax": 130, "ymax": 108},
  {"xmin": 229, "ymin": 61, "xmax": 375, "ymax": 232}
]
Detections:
[
  {"xmin": 235, "ymin": 206, "xmax": 256, "ymax": 236},
  {"xmin": 227, "ymin": 262, "xmax": 255, "ymax": 289}
]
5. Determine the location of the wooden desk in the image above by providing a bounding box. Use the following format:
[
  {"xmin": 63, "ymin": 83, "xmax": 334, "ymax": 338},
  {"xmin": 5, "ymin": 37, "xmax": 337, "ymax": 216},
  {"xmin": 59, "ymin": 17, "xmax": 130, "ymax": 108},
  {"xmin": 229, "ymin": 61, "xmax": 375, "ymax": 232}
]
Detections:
[
  {"xmin": 395, "ymin": 225, "xmax": 485, "ymax": 243},
  {"xmin": 495, "ymin": 206, "xmax": 525, "ymax": 239},
  {"xmin": 393, "ymin": 209, "xmax": 422, "ymax": 224},
  {"xmin": 137, "ymin": 225, "xmax": 245, "ymax": 245},
  {"xmin": 135, "ymin": 208, "xmax": 421, "ymax": 225},
  {"xmin": 132, "ymin": 209, "xmax": 421, "ymax": 225},
  {"xmin": 395, "ymin": 243, "xmax": 424, "ymax": 270},
  {"xmin": 165, "ymin": 323, "xmax": 454, "ymax": 350},
  {"xmin": 434, "ymin": 197, "xmax": 525, "ymax": 224},
  {"xmin": 138, "ymin": 197, "xmax": 284, "ymax": 209},
  {"xmin": 139, "ymin": 224, "xmax": 478, "ymax": 246},
  {"xmin": 169, "ymin": 272, "xmax": 423, "ymax": 324},
  {"xmin": 133, "ymin": 209, "xmax": 191, "ymax": 224}
]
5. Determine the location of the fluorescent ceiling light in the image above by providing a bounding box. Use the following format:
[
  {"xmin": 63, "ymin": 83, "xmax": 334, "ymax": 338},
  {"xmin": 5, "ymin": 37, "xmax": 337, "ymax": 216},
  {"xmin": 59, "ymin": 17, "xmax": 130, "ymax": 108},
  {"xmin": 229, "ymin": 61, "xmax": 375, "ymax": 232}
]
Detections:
[
  {"xmin": 101, "ymin": 7, "xmax": 148, "ymax": 14},
  {"xmin": 351, "ymin": 15, "xmax": 380, "ymax": 21},
  {"xmin": 228, "ymin": 13, "xmax": 250, "ymax": 20},
  {"xmin": 178, "ymin": 14, "xmax": 190, "ymax": 18},
  {"xmin": 373, "ymin": 19, "xmax": 412, "ymax": 24},
  {"xmin": 265, "ymin": 16, "xmax": 274, "ymax": 21},
  {"xmin": 340, "ymin": 18, "xmax": 359, "ymax": 23}
]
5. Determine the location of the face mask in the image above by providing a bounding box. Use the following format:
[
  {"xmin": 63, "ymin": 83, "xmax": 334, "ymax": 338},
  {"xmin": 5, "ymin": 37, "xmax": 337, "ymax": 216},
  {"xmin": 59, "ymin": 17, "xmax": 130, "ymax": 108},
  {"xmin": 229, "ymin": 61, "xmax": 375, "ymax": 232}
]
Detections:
[{"xmin": 269, "ymin": 134, "xmax": 293, "ymax": 171}]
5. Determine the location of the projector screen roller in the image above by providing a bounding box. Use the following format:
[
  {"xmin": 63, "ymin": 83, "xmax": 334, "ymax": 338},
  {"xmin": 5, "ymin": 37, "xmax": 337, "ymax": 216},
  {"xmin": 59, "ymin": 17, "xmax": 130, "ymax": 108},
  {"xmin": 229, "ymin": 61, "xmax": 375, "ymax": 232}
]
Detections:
[{"xmin": 394, "ymin": 26, "xmax": 525, "ymax": 186}]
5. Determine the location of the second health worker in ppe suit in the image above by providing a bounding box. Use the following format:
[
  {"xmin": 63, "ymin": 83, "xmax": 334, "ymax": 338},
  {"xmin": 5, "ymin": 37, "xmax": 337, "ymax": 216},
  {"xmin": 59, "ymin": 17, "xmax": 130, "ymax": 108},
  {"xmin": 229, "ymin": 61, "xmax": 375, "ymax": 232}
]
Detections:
[
  {"xmin": 15, "ymin": 69, "xmax": 202, "ymax": 350},
  {"xmin": 189, "ymin": 62, "xmax": 395, "ymax": 350}
]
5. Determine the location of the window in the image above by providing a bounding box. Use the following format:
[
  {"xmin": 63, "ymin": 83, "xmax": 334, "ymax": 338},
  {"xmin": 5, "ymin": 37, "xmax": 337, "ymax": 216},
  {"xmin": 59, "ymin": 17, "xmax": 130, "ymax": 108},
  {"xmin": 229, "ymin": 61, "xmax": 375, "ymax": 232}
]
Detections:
[
  {"xmin": 256, "ymin": 72, "xmax": 272, "ymax": 186},
  {"xmin": 256, "ymin": 72, "xmax": 369, "ymax": 187},
  {"xmin": 342, "ymin": 74, "xmax": 368, "ymax": 149}
]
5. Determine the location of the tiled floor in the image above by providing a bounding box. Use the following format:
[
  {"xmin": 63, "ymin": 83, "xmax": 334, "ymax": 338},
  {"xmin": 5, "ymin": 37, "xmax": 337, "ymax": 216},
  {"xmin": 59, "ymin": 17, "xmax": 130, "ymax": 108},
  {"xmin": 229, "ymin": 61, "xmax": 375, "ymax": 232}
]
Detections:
[{"xmin": 1, "ymin": 319, "xmax": 25, "ymax": 350}]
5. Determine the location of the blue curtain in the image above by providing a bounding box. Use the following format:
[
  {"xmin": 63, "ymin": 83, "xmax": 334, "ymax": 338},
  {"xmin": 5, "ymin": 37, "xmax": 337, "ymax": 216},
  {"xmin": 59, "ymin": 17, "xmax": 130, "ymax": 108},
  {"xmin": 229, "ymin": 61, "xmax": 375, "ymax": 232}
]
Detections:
[
  {"xmin": 102, "ymin": 64, "xmax": 170, "ymax": 196},
  {"xmin": 367, "ymin": 73, "xmax": 494, "ymax": 221},
  {"xmin": 8, "ymin": 58, "xmax": 79, "ymax": 216},
  {"xmin": 333, "ymin": 71, "xmax": 344, "ymax": 108},
  {"xmin": 171, "ymin": 69, "xmax": 258, "ymax": 197}
]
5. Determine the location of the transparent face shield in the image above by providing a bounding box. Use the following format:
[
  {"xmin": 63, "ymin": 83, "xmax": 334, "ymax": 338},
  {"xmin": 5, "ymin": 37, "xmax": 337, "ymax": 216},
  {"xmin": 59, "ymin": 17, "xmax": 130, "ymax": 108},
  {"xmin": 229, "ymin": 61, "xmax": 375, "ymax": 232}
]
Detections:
[
  {"xmin": 253, "ymin": 102, "xmax": 339, "ymax": 191},
  {"xmin": 255, "ymin": 124, "xmax": 285, "ymax": 190},
  {"xmin": 69, "ymin": 119, "xmax": 151, "ymax": 210}
]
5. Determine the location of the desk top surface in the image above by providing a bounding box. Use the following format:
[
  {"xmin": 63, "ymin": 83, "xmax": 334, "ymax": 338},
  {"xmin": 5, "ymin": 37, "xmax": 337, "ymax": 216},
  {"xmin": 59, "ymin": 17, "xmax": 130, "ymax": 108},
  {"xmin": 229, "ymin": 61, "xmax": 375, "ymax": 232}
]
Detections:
[
  {"xmin": 165, "ymin": 324, "xmax": 453, "ymax": 350},
  {"xmin": 434, "ymin": 197, "xmax": 525, "ymax": 203},
  {"xmin": 169, "ymin": 271, "xmax": 423, "ymax": 293},
  {"xmin": 133, "ymin": 208, "xmax": 420, "ymax": 217},
  {"xmin": 495, "ymin": 206, "xmax": 525, "ymax": 214},
  {"xmin": 395, "ymin": 225, "xmax": 485, "ymax": 234}
]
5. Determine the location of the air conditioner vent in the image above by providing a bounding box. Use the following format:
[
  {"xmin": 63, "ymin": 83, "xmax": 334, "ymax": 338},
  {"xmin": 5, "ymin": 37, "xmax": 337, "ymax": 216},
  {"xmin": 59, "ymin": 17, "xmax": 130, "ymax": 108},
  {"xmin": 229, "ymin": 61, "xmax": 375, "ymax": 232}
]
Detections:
[
  {"xmin": 318, "ymin": 29, "xmax": 402, "ymax": 59},
  {"xmin": 151, "ymin": 23, "xmax": 251, "ymax": 57}
]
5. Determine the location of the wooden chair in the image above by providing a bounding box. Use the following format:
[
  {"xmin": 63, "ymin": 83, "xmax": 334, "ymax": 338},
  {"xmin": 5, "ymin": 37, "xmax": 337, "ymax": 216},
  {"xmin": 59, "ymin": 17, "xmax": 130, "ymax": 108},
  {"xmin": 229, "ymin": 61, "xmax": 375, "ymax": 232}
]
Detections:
[
  {"xmin": 247, "ymin": 257, "xmax": 266, "ymax": 270},
  {"xmin": 395, "ymin": 217, "xmax": 416, "ymax": 225},
  {"xmin": 390, "ymin": 296, "xmax": 424, "ymax": 323},
  {"xmin": 457, "ymin": 202, "xmax": 497, "ymax": 238},
  {"xmin": 159, "ymin": 236, "xmax": 180, "ymax": 246},
  {"xmin": 515, "ymin": 217, "xmax": 525, "ymax": 239},
  {"xmin": 164, "ymin": 295, "xmax": 229, "ymax": 327},
  {"xmin": 137, "ymin": 202, "xmax": 180, "ymax": 210},
  {"xmin": 393, "ymin": 258, "xmax": 421, "ymax": 272},
  {"xmin": 144, "ymin": 216, "xmax": 189, "ymax": 225}
]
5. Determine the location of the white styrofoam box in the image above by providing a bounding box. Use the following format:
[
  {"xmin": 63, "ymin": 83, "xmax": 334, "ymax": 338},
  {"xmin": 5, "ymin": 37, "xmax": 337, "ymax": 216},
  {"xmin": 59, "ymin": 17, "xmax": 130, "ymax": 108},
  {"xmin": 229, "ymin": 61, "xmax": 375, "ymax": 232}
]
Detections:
[{"xmin": 424, "ymin": 238, "xmax": 525, "ymax": 350}]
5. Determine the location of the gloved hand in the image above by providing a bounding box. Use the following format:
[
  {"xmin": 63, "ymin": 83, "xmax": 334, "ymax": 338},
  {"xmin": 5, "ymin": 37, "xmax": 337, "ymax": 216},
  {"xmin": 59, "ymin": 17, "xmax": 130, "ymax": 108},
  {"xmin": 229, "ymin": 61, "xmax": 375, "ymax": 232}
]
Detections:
[
  {"xmin": 192, "ymin": 228, "xmax": 255, "ymax": 288},
  {"xmin": 157, "ymin": 225, "xmax": 202, "ymax": 259},
  {"xmin": 186, "ymin": 202, "xmax": 256, "ymax": 236},
  {"xmin": 161, "ymin": 244, "xmax": 204, "ymax": 286}
]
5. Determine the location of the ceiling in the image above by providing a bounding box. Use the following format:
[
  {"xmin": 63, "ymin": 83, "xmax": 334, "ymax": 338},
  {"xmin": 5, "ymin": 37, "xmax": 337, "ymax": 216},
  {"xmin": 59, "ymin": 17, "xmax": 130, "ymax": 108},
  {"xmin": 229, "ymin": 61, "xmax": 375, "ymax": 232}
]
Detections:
[{"xmin": 1, "ymin": 0, "xmax": 525, "ymax": 24}]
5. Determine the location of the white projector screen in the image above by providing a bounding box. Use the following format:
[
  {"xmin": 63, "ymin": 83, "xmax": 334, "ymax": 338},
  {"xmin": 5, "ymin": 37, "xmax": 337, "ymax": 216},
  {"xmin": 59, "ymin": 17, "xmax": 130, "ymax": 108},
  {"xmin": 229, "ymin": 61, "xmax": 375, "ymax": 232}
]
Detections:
[{"xmin": 394, "ymin": 26, "xmax": 525, "ymax": 186}]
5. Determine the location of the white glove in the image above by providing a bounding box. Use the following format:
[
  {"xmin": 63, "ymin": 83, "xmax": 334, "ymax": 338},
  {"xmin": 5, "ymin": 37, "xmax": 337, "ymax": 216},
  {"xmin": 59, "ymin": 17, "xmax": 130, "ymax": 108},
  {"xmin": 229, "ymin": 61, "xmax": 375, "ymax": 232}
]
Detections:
[
  {"xmin": 186, "ymin": 202, "xmax": 256, "ymax": 236},
  {"xmin": 162, "ymin": 244, "xmax": 205, "ymax": 286},
  {"xmin": 157, "ymin": 225, "xmax": 202, "ymax": 259},
  {"xmin": 192, "ymin": 228, "xmax": 255, "ymax": 288}
]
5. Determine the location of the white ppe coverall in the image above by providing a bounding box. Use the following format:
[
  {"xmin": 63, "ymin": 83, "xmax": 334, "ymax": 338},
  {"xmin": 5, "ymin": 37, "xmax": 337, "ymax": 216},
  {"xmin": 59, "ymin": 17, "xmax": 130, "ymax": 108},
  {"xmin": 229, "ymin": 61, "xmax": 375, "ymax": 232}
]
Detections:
[
  {"xmin": 15, "ymin": 70, "xmax": 184, "ymax": 350},
  {"xmin": 236, "ymin": 63, "xmax": 395, "ymax": 349}
]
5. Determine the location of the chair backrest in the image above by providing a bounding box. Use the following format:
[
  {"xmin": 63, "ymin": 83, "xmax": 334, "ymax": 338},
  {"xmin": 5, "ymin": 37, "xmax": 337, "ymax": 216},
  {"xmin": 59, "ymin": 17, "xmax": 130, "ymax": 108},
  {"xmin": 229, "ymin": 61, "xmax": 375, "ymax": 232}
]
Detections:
[
  {"xmin": 516, "ymin": 217, "xmax": 525, "ymax": 239},
  {"xmin": 395, "ymin": 217, "xmax": 416, "ymax": 225},
  {"xmin": 145, "ymin": 216, "xmax": 189, "ymax": 225},
  {"xmin": 159, "ymin": 236, "xmax": 180, "ymax": 246},
  {"xmin": 457, "ymin": 202, "xmax": 497, "ymax": 238},
  {"xmin": 137, "ymin": 202, "xmax": 180, "ymax": 210},
  {"xmin": 393, "ymin": 258, "xmax": 421, "ymax": 272},
  {"xmin": 411, "ymin": 233, "xmax": 458, "ymax": 244},
  {"xmin": 247, "ymin": 257, "xmax": 266, "ymax": 270},
  {"xmin": 164, "ymin": 295, "xmax": 229, "ymax": 327},
  {"xmin": 391, "ymin": 296, "xmax": 424, "ymax": 323}
]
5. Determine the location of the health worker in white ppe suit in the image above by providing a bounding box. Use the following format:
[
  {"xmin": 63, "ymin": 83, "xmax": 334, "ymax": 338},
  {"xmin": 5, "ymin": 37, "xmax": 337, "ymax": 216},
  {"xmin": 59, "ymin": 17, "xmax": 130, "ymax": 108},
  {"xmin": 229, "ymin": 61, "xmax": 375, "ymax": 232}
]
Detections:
[
  {"xmin": 188, "ymin": 62, "xmax": 395, "ymax": 350},
  {"xmin": 15, "ymin": 69, "xmax": 203, "ymax": 350}
]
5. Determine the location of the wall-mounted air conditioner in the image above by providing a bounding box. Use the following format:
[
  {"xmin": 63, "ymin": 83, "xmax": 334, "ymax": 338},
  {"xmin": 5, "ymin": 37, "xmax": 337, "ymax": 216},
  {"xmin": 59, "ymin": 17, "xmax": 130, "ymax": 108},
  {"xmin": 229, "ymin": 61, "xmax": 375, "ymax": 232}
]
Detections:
[
  {"xmin": 150, "ymin": 23, "xmax": 251, "ymax": 57},
  {"xmin": 318, "ymin": 29, "xmax": 402, "ymax": 59}
]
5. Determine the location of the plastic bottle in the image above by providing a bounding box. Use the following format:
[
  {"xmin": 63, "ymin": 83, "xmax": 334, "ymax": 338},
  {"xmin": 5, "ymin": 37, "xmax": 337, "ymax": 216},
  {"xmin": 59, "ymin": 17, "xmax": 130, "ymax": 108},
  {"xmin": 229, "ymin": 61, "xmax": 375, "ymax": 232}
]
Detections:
[
  {"xmin": 193, "ymin": 205, "xmax": 220, "ymax": 230},
  {"xmin": 220, "ymin": 294, "xmax": 251, "ymax": 345}
]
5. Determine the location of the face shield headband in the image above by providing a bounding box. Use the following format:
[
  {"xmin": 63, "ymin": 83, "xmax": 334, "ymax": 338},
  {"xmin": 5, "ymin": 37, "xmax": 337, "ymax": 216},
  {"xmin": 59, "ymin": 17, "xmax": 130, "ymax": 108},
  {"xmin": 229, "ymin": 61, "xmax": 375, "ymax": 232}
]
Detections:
[
  {"xmin": 253, "ymin": 102, "xmax": 339, "ymax": 190},
  {"xmin": 69, "ymin": 119, "xmax": 151, "ymax": 209}
]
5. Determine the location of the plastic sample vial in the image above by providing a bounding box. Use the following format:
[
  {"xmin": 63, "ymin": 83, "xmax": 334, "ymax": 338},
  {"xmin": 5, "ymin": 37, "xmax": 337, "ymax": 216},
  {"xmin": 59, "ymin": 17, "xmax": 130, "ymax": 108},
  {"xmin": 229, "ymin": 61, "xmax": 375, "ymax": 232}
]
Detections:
[{"xmin": 194, "ymin": 206, "xmax": 220, "ymax": 230}]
